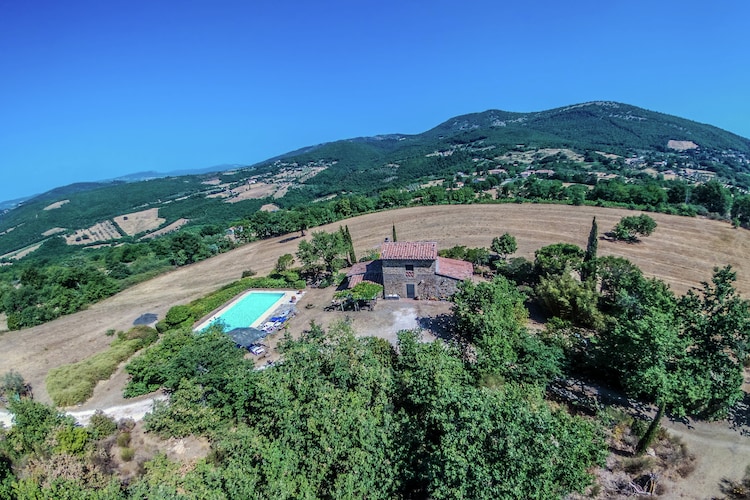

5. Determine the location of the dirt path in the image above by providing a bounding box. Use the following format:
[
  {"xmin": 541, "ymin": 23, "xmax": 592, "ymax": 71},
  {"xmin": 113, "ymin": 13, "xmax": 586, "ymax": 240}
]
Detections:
[
  {"xmin": 0, "ymin": 394, "xmax": 166, "ymax": 428},
  {"xmin": 662, "ymin": 418, "xmax": 750, "ymax": 498}
]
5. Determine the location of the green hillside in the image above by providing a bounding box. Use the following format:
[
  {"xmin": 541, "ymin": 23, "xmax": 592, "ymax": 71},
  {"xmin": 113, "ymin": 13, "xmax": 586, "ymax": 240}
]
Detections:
[{"xmin": 2, "ymin": 101, "xmax": 749, "ymax": 257}]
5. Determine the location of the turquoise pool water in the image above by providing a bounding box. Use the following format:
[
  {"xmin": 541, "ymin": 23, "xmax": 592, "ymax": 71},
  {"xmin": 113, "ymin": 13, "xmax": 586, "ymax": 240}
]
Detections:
[{"xmin": 207, "ymin": 292, "xmax": 285, "ymax": 331}]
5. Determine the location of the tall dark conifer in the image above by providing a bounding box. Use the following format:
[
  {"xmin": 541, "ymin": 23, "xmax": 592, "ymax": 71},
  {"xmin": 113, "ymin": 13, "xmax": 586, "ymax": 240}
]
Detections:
[
  {"xmin": 345, "ymin": 225, "xmax": 356, "ymax": 264},
  {"xmin": 582, "ymin": 217, "xmax": 598, "ymax": 281},
  {"xmin": 392, "ymin": 224, "xmax": 397, "ymax": 242}
]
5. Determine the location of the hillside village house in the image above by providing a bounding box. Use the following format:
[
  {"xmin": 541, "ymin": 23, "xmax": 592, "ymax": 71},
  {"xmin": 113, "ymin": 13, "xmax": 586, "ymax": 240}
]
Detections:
[{"xmin": 346, "ymin": 241, "xmax": 473, "ymax": 299}]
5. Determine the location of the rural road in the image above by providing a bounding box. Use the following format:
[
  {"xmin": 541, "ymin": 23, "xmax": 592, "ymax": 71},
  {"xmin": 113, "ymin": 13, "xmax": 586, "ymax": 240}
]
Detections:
[{"xmin": 0, "ymin": 395, "xmax": 167, "ymax": 428}]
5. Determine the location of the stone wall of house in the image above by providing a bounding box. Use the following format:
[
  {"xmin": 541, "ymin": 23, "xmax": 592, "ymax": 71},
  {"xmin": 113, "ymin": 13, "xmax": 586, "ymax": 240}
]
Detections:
[
  {"xmin": 382, "ymin": 258, "xmax": 435, "ymax": 297},
  {"xmin": 418, "ymin": 275, "xmax": 461, "ymax": 300}
]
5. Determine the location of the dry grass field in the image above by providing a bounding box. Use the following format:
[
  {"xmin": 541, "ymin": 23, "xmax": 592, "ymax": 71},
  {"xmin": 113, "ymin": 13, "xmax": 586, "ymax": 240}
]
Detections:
[
  {"xmin": 1, "ymin": 204, "xmax": 749, "ymax": 497},
  {"xmin": 65, "ymin": 220, "xmax": 122, "ymax": 245},
  {"xmin": 43, "ymin": 199, "xmax": 70, "ymax": 210},
  {"xmin": 140, "ymin": 218, "xmax": 189, "ymax": 239},
  {"xmin": 113, "ymin": 208, "xmax": 165, "ymax": 236}
]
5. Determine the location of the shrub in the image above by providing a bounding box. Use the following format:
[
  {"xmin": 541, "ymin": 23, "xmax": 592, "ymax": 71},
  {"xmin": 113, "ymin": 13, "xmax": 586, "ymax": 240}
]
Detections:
[
  {"xmin": 120, "ymin": 447, "xmax": 135, "ymax": 462},
  {"xmin": 164, "ymin": 304, "xmax": 193, "ymax": 328},
  {"xmin": 55, "ymin": 425, "xmax": 89, "ymax": 455},
  {"xmin": 46, "ymin": 327, "xmax": 159, "ymax": 406},
  {"xmin": 1, "ymin": 370, "xmax": 31, "ymax": 400},
  {"xmin": 118, "ymin": 418, "xmax": 135, "ymax": 432},
  {"xmin": 88, "ymin": 410, "xmax": 117, "ymax": 439},
  {"xmin": 241, "ymin": 268, "xmax": 257, "ymax": 278},
  {"xmin": 116, "ymin": 431, "xmax": 131, "ymax": 448},
  {"xmin": 621, "ymin": 456, "xmax": 655, "ymax": 474}
]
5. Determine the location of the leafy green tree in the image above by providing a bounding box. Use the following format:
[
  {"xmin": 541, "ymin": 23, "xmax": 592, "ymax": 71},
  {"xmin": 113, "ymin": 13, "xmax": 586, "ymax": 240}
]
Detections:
[
  {"xmin": 491, "ymin": 233, "xmax": 517, "ymax": 260},
  {"xmin": 612, "ymin": 214, "xmax": 657, "ymax": 242},
  {"xmin": 595, "ymin": 256, "xmax": 644, "ymax": 311},
  {"xmin": 534, "ymin": 243, "xmax": 584, "ymax": 278},
  {"xmin": 536, "ymin": 273, "xmax": 604, "ymax": 329},
  {"xmin": 693, "ymin": 180, "xmax": 732, "ymax": 215},
  {"xmin": 452, "ymin": 276, "xmax": 562, "ymax": 384},
  {"xmin": 731, "ymin": 194, "xmax": 750, "ymax": 227},
  {"xmin": 296, "ymin": 230, "xmax": 349, "ymax": 276},
  {"xmin": 5, "ymin": 399, "xmax": 70, "ymax": 457},
  {"xmin": 676, "ymin": 266, "xmax": 750, "ymax": 419},
  {"xmin": 274, "ymin": 253, "xmax": 294, "ymax": 273},
  {"xmin": 395, "ymin": 330, "xmax": 604, "ymax": 499},
  {"xmin": 598, "ymin": 266, "xmax": 750, "ymax": 451},
  {"xmin": 145, "ymin": 379, "xmax": 222, "ymax": 438}
]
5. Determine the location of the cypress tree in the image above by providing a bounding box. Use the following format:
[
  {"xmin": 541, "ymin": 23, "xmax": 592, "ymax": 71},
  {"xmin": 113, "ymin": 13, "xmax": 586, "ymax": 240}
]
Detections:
[
  {"xmin": 582, "ymin": 217, "xmax": 598, "ymax": 281},
  {"xmin": 392, "ymin": 224, "xmax": 397, "ymax": 242},
  {"xmin": 345, "ymin": 225, "xmax": 356, "ymax": 264}
]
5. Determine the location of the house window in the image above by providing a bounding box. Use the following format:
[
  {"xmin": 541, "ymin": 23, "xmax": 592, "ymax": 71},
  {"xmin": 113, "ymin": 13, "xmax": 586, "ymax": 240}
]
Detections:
[{"xmin": 405, "ymin": 264, "xmax": 414, "ymax": 278}]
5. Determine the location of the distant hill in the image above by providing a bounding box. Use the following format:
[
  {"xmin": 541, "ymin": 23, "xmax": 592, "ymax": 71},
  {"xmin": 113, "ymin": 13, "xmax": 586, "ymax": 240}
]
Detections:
[
  {"xmin": 422, "ymin": 102, "xmax": 750, "ymax": 153},
  {"xmin": 1, "ymin": 101, "xmax": 749, "ymax": 256}
]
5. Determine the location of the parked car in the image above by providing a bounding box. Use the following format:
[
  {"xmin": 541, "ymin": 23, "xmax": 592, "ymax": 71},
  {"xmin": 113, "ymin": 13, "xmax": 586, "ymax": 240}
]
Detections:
[{"xmin": 249, "ymin": 345, "xmax": 265, "ymax": 356}]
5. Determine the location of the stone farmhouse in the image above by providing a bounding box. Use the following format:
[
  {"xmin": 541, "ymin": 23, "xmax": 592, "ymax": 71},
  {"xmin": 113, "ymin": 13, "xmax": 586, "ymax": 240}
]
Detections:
[{"xmin": 346, "ymin": 241, "xmax": 473, "ymax": 299}]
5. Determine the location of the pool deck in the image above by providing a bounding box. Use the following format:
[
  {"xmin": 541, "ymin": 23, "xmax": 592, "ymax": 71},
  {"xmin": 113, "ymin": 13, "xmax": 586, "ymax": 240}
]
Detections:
[{"xmin": 194, "ymin": 290, "xmax": 304, "ymax": 332}]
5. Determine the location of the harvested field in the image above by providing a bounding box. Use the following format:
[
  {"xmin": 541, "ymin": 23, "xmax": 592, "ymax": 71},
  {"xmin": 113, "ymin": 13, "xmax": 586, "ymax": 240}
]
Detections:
[
  {"xmin": 1, "ymin": 242, "xmax": 43, "ymax": 261},
  {"xmin": 500, "ymin": 148, "xmax": 584, "ymax": 164},
  {"xmin": 225, "ymin": 182, "xmax": 277, "ymax": 202},
  {"xmin": 140, "ymin": 218, "xmax": 189, "ymax": 239},
  {"xmin": 272, "ymin": 184, "xmax": 290, "ymax": 198},
  {"xmin": 66, "ymin": 221, "xmax": 122, "ymax": 245},
  {"xmin": 43, "ymin": 199, "xmax": 69, "ymax": 210},
  {"xmin": 114, "ymin": 208, "xmax": 165, "ymax": 236},
  {"xmin": 41, "ymin": 227, "xmax": 66, "ymax": 237}
]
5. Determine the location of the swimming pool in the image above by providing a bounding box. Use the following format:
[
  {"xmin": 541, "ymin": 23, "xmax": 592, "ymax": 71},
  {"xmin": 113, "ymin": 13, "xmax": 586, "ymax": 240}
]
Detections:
[{"xmin": 200, "ymin": 291, "xmax": 286, "ymax": 331}]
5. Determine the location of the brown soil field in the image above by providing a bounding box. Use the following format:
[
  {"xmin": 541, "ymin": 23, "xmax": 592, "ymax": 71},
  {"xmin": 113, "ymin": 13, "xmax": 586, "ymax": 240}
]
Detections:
[
  {"xmin": 1, "ymin": 204, "xmax": 749, "ymax": 496},
  {"xmin": 41, "ymin": 227, "xmax": 66, "ymax": 237},
  {"xmin": 1, "ymin": 242, "xmax": 43, "ymax": 261},
  {"xmin": 140, "ymin": 218, "xmax": 189, "ymax": 239},
  {"xmin": 113, "ymin": 208, "xmax": 165, "ymax": 236},
  {"xmin": 65, "ymin": 220, "xmax": 122, "ymax": 245},
  {"xmin": 43, "ymin": 199, "xmax": 69, "ymax": 210},
  {"xmin": 225, "ymin": 182, "xmax": 277, "ymax": 203},
  {"xmin": 500, "ymin": 147, "xmax": 584, "ymax": 164}
]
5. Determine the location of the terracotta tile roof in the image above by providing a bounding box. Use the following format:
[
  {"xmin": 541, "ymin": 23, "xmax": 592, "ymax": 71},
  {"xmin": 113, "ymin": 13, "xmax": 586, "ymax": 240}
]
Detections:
[
  {"xmin": 436, "ymin": 257, "xmax": 473, "ymax": 280},
  {"xmin": 346, "ymin": 260, "xmax": 383, "ymax": 289},
  {"xmin": 347, "ymin": 262, "xmax": 370, "ymax": 277},
  {"xmin": 347, "ymin": 274, "xmax": 364, "ymax": 288},
  {"xmin": 381, "ymin": 241, "xmax": 437, "ymax": 260}
]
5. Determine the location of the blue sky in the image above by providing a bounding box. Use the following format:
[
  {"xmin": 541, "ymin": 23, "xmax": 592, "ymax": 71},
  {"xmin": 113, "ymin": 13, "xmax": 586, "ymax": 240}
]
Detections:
[{"xmin": 1, "ymin": 0, "xmax": 748, "ymax": 203}]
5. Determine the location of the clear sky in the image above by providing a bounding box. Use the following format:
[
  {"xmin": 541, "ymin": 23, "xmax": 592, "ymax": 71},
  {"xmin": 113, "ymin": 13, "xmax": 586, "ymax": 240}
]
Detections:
[{"xmin": 1, "ymin": 0, "xmax": 748, "ymax": 203}]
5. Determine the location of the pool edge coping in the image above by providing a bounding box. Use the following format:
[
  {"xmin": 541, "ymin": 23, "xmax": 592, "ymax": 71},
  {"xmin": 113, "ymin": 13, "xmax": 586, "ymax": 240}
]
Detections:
[{"xmin": 193, "ymin": 289, "xmax": 301, "ymax": 333}]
